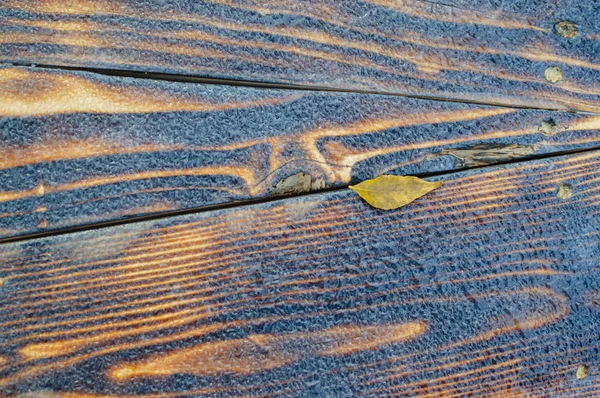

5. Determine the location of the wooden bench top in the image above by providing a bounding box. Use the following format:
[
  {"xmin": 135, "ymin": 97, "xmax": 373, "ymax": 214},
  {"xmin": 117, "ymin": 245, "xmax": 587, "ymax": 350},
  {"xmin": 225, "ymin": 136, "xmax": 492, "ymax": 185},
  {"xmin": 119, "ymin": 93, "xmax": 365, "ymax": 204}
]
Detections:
[{"xmin": 0, "ymin": 1, "xmax": 598, "ymax": 396}]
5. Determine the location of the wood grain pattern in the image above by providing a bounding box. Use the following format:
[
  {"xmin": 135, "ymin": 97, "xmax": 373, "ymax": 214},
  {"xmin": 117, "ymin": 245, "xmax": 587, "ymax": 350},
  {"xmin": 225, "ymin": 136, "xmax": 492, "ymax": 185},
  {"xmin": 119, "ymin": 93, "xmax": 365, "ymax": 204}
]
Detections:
[
  {"xmin": 0, "ymin": 151, "xmax": 599, "ymax": 397},
  {"xmin": 1, "ymin": 0, "xmax": 599, "ymax": 111},
  {"xmin": 2, "ymin": 66, "xmax": 600, "ymax": 239}
]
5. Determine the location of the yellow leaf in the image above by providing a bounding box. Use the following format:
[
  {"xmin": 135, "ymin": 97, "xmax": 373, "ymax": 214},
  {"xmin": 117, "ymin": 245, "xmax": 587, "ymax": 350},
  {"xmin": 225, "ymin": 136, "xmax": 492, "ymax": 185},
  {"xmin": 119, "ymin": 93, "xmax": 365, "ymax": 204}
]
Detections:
[{"xmin": 349, "ymin": 175, "xmax": 442, "ymax": 210}]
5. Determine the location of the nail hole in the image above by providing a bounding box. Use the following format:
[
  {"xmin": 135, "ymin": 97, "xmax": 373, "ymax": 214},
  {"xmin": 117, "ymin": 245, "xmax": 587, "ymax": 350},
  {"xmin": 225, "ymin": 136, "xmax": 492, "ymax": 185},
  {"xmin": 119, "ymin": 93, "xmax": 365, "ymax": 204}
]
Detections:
[
  {"xmin": 539, "ymin": 119, "xmax": 558, "ymax": 136},
  {"xmin": 555, "ymin": 20, "xmax": 579, "ymax": 38},
  {"xmin": 544, "ymin": 66, "xmax": 563, "ymax": 83},
  {"xmin": 556, "ymin": 183, "xmax": 573, "ymax": 200},
  {"xmin": 576, "ymin": 365, "xmax": 590, "ymax": 379}
]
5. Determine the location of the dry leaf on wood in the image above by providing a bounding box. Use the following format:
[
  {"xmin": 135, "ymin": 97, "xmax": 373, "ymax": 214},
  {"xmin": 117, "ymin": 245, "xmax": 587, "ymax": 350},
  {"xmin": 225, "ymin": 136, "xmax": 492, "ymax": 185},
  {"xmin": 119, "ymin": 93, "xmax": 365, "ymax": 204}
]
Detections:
[{"xmin": 349, "ymin": 175, "xmax": 442, "ymax": 210}]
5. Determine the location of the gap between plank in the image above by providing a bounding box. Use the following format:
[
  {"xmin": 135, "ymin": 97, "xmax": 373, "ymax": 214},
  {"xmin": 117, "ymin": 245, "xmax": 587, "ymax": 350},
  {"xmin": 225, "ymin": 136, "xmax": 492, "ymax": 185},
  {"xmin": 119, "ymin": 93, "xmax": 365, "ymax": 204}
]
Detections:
[
  {"xmin": 1, "ymin": 145, "xmax": 599, "ymax": 246},
  {"xmin": 5, "ymin": 62, "xmax": 599, "ymax": 116}
]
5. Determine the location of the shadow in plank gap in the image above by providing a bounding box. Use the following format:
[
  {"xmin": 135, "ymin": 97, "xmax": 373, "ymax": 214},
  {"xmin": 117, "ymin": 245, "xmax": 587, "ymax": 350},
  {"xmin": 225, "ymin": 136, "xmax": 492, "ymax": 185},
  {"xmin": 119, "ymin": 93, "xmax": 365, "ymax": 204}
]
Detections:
[
  {"xmin": 0, "ymin": 150, "xmax": 598, "ymax": 396},
  {"xmin": 1, "ymin": 0, "xmax": 600, "ymax": 112},
  {"xmin": 1, "ymin": 66, "xmax": 600, "ymax": 239}
]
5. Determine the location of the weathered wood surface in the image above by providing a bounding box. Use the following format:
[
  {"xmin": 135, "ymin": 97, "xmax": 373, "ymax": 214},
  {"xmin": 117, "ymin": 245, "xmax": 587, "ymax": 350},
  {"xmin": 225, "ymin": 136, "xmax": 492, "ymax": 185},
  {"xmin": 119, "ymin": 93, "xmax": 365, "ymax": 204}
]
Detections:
[
  {"xmin": 2, "ymin": 66, "xmax": 600, "ymax": 239},
  {"xmin": 0, "ymin": 151, "xmax": 598, "ymax": 397},
  {"xmin": 1, "ymin": 0, "xmax": 600, "ymax": 112}
]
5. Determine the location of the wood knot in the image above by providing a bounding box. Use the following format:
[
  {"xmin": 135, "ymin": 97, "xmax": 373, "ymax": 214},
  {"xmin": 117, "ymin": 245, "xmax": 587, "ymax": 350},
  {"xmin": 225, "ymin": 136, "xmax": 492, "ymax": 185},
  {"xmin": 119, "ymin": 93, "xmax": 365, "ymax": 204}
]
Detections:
[{"xmin": 273, "ymin": 173, "xmax": 326, "ymax": 196}]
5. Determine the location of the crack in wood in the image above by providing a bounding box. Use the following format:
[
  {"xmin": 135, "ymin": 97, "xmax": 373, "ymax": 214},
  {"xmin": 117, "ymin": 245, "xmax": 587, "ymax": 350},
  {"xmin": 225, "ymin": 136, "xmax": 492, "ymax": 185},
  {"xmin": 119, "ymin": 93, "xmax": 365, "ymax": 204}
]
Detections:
[{"xmin": 7, "ymin": 62, "xmax": 597, "ymax": 115}]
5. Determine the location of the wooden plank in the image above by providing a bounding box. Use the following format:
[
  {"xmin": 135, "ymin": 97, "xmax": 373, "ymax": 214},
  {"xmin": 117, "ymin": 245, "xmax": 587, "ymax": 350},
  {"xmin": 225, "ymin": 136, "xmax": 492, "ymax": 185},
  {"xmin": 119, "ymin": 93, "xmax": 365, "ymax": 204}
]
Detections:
[
  {"xmin": 0, "ymin": 151, "xmax": 599, "ymax": 397},
  {"xmin": 1, "ymin": 0, "xmax": 599, "ymax": 112},
  {"xmin": 2, "ymin": 66, "xmax": 600, "ymax": 239}
]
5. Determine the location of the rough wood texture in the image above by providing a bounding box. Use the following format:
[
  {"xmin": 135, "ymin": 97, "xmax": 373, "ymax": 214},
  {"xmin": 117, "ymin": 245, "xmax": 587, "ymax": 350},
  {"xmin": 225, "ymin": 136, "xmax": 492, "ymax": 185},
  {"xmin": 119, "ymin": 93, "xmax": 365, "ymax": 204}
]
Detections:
[
  {"xmin": 2, "ymin": 66, "xmax": 600, "ymax": 239},
  {"xmin": 0, "ymin": 151, "xmax": 599, "ymax": 397},
  {"xmin": 1, "ymin": 0, "xmax": 599, "ymax": 111}
]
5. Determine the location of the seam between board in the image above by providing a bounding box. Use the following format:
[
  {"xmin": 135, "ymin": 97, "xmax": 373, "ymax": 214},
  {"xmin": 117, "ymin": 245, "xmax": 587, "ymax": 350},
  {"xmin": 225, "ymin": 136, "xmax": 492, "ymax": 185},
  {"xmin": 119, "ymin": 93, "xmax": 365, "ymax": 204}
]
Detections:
[
  {"xmin": 3, "ymin": 62, "xmax": 599, "ymax": 116},
  {"xmin": 1, "ymin": 145, "xmax": 599, "ymax": 245}
]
